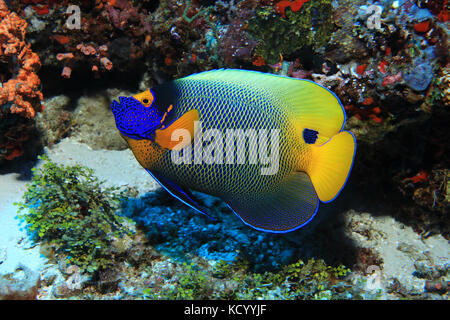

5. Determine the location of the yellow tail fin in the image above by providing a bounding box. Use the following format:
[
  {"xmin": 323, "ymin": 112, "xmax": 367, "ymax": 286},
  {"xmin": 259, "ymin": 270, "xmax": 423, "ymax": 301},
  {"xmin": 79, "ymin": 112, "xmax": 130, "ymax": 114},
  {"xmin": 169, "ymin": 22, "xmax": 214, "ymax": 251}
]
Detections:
[{"xmin": 307, "ymin": 131, "xmax": 356, "ymax": 202}]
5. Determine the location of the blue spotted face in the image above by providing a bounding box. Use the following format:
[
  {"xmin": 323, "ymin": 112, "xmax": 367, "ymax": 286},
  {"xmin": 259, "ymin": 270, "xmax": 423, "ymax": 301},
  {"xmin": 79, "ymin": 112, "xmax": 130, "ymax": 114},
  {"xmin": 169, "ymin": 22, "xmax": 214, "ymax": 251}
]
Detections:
[{"xmin": 111, "ymin": 89, "xmax": 173, "ymax": 140}]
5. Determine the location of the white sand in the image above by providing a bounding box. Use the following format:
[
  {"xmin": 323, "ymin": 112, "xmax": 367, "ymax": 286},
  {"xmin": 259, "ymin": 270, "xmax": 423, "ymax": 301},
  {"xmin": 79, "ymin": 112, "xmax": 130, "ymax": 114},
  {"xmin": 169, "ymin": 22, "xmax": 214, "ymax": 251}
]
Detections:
[
  {"xmin": 0, "ymin": 173, "xmax": 47, "ymax": 275},
  {"xmin": 43, "ymin": 138, "xmax": 159, "ymax": 194}
]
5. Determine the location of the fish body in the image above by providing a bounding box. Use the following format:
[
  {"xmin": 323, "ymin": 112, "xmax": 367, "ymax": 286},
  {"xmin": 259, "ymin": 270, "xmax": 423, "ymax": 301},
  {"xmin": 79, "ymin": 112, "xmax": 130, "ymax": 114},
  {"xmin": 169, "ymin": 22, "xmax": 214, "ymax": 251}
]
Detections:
[{"xmin": 111, "ymin": 69, "xmax": 356, "ymax": 233}]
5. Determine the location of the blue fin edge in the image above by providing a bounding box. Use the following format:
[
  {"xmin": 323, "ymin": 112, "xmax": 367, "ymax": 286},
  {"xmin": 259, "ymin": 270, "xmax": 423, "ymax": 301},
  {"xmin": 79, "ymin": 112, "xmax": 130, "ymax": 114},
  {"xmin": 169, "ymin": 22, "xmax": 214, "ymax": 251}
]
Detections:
[
  {"xmin": 145, "ymin": 169, "xmax": 215, "ymax": 220},
  {"xmin": 225, "ymin": 198, "xmax": 320, "ymax": 234}
]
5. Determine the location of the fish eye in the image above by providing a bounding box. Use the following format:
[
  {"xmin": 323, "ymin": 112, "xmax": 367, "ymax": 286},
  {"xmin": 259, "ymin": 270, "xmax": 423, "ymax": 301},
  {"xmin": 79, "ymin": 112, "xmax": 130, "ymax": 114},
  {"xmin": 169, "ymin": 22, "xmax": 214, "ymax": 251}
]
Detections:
[
  {"xmin": 132, "ymin": 89, "xmax": 154, "ymax": 107},
  {"xmin": 140, "ymin": 96, "xmax": 153, "ymax": 107}
]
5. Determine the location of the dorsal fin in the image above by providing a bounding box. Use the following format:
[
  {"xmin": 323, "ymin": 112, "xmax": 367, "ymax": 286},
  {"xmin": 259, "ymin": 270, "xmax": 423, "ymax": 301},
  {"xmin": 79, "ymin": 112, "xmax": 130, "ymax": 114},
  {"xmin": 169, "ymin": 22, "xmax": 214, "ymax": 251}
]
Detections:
[
  {"xmin": 183, "ymin": 69, "xmax": 346, "ymax": 139},
  {"xmin": 224, "ymin": 171, "xmax": 319, "ymax": 233}
]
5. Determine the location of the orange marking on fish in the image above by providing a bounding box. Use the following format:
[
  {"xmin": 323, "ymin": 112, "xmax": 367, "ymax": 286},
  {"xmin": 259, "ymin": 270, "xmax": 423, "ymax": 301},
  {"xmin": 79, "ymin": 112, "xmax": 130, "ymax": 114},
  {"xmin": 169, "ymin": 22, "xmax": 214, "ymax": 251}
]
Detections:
[{"xmin": 160, "ymin": 112, "xmax": 167, "ymax": 124}]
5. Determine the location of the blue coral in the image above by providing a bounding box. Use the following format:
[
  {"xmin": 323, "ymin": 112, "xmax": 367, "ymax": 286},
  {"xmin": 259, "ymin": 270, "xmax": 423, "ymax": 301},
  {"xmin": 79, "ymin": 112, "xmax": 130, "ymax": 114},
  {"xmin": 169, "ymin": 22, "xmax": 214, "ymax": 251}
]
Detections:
[
  {"xmin": 377, "ymin": 0, "xmax": 433, "ymax": 27},
  {"xmin": 404, "ymin": 60, "xmax": 433, "ymax": 91}
]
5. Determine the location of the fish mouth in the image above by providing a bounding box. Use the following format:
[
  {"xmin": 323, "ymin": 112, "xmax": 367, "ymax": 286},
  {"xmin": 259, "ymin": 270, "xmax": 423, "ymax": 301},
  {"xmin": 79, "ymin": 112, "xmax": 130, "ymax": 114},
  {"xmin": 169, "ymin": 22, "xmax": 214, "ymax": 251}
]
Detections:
[
  {"xmin": 111, "ymin": 97, "xmax": 126, "ymax": 113},
  {"xmin": 110, "ymin": 95, "xmax": 168, "ymax": 140},
  {"xmin": 110, "ymin": 96, "xmax": 155, "ymax": 140},
  {"xmin": 111, "ymin": 99, "xmax": 119, "ymax": 109}
]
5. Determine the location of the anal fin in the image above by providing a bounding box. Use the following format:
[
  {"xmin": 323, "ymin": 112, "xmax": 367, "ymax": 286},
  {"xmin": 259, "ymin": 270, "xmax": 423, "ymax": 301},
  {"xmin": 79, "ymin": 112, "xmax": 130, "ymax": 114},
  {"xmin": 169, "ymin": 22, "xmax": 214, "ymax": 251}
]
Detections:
[{"xmin": 225, "ymin": 172, "xmax": 319, "ymax": 233}]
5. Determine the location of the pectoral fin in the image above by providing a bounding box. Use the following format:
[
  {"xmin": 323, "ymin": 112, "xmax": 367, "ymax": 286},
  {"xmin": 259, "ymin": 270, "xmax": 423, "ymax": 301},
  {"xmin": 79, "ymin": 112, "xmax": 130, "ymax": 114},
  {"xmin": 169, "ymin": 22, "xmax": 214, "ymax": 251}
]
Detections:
[
  {"xmin": 146, "ymin": 169, "xmax": 213, "ymax": 219},
  {"xmin": 154, "ymin": 109, "xmax": 199, "ymax": 150}
]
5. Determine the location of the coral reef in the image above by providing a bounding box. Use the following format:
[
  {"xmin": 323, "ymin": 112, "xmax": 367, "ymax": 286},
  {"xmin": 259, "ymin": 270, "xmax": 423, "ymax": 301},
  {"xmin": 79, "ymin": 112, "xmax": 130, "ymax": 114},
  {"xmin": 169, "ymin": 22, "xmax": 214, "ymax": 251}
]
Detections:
[
  {"xmin": 247, "ymin": 0, "xmax": 334, "ymax": 64},
  {"xmin": 0, "ymin": 0, "xmax": 43, "ymax": 163},
  {"xmin": 216, "ymin": 0, "xmax": 258, "ymax": 66},
  {"xmin": 0, "ymin": 0, "xmax": 448, "ymax": 301},
  {"xmin": 9, "ymin": 0, "xmax": 220, "ymax": 84},
  {"xmin": 8, "ymin": 0, "xmax": 149, "ymax": 81}
]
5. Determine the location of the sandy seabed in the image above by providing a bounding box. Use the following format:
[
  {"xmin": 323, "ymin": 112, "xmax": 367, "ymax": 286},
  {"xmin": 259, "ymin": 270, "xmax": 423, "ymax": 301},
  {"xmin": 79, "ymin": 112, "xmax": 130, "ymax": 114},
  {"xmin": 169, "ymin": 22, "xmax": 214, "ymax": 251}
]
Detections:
[{"xmin": 0, "ymin": 137, "xmax": 448, "ymax": 299}]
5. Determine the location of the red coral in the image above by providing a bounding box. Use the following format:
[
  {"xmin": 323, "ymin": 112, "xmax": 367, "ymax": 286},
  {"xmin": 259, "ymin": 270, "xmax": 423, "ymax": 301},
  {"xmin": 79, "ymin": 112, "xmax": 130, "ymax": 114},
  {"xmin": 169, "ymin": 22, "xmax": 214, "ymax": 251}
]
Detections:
[
  {"xmin": 252, "ymin": 55, "xmax": 266, "ymax": 66},
  {"xmin": 344, "ymin": 104, "xmax": 383, "ymax": 124},
  {"xmin": 32, "ymin": 4, "xmax": 49, "ymax": 15},
  {"xmin": 378, "ymin": 60, "xmax": 388, "ymax": 74},
  {"xmin": 362, "ymin": 97, "xmax": 374, "ymax": 106},
  {"xmin": 404, "ymin": 171, "xmax": 429, "ymax": 184},
  {"xmin": 413, "ymin": 20, "xmax": 430, "ymax": 33},
  {"xmin": 275, "ymin": 0, "xmax": 311, "ymax": 18},
  {"xmin": 422, "ymin": 0, "xmax": 449, "ymax": 22},
  {"xmin": 21, "ymin": 0, "xmax": 71, "ymax": 15},
  {"xmin": 356, "ymin": 64, "xmax": 367, "ymax": 75},
  {"xmin": 51, "ymin": 34, "xmax": 70, "ymax": 45}
]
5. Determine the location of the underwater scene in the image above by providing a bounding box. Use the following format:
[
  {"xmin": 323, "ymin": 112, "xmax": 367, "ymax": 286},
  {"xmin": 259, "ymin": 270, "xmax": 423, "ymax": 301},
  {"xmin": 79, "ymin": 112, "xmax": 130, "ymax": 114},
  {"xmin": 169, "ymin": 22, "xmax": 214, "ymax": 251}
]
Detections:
[{"xmin": 0, "ymin": 0, "xmax": 448, "ymax": 303}]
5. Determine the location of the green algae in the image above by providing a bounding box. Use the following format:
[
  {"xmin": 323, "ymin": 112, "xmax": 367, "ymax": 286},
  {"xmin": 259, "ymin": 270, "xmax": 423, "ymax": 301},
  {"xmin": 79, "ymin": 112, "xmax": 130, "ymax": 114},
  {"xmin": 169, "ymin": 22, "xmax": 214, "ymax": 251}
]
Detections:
[
  {"xmin": 16, "ymin": 155, "xmax": 133, "ymax": 274},
  {"xmin": 247, "ymin": 0, "xmax": 334, "ymax": 65},
  {"xmin": 141, "ymin": 257, "xmax": 354, "ymax": 300}
]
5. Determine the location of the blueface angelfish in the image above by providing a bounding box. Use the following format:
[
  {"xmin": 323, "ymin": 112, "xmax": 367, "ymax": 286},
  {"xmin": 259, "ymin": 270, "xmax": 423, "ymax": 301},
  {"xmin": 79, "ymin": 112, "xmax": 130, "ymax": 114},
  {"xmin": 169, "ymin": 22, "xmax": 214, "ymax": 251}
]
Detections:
[{"xmin": 111, "ymin": 69, "xmax": 356, "ymax": 233}]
